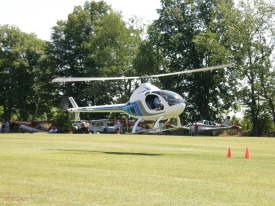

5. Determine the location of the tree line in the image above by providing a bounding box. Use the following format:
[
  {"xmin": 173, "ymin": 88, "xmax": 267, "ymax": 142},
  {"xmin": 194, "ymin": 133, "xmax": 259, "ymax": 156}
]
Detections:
[{"xmin": 1, "ymin": 0, "xmax": 275, "ymax": 136}]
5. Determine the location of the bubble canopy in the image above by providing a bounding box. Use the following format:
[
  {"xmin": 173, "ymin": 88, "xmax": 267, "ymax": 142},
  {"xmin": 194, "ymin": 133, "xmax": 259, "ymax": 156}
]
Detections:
[{"xmin": 151, "ymin": 90, "xmax": 185, "ymax": 105}]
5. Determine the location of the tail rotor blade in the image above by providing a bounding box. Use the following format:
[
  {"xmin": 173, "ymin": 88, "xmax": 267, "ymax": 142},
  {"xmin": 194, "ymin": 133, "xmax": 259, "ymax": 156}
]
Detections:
[{"xmin": 59, "ymin": 97, "xmax": 69, "ymax": 111}]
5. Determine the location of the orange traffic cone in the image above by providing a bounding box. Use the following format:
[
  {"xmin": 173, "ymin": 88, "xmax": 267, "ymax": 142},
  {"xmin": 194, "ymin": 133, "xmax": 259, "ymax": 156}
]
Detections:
[
  {"xmin": 245, "ymin": 147, "xmax": 250, "ymax": 159},
  {"xmin": 227, "ymin": 147, "xmax": 232, "ymax": 158}
]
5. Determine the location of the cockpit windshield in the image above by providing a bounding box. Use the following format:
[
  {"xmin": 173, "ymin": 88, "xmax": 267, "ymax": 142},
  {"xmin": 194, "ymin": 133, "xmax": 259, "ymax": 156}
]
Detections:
[{"xmin": 152, "ymin": 90, "xmax": 185, "ymax": 106}]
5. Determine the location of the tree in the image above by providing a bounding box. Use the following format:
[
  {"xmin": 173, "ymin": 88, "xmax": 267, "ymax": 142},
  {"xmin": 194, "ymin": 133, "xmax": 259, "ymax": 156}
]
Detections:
[
  {"xmin": 48, "ymin": 1, "xmax": 143, "ymax": 119},
  {"xmin": 34, "ymin": 54, "xmax": 60, "ymax": 120},
  {"xmin": 186, "ymin": 0, "xmax": 275, "ymax": 135},
  {"xmin": 226, "ymin": 0, "xmax": 275, "ymax": 135},
  {"xmin": 0, "ymin": 25, "xmax": 45, "ymax": 121},
  {"xmin": 136, "ymin": 0, "xmax": 234, "ymax": 122},
  {"xmin": 48, "ymin": 4, "xmax": 95, "ymax": 107}
]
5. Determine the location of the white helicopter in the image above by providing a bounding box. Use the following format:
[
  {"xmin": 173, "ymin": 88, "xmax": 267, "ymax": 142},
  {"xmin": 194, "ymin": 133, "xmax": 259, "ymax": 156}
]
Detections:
[{"xmin": 52, "ymin": 64, "xmax": 231, "ymax": 133}]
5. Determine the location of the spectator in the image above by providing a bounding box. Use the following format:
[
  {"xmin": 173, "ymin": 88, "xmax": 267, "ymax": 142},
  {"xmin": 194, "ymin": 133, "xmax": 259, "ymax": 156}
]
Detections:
[
  {"xmin": 103, "ymin": 122, "xmax": 108, "ymax": 133},
  {"xmin": 1, "ymin": 122, "xmax": 6, "ymax": 133},
  {"xmin": 5, "ymin": 122, "xmax": 10, "ymax": 133},
  {"xmin": 194, "ymin": 123, "xmax": 199, "ymax": 136},
  {"xmin": 114, "ymin": 121, "xmax": 121, "ymax": 134}
]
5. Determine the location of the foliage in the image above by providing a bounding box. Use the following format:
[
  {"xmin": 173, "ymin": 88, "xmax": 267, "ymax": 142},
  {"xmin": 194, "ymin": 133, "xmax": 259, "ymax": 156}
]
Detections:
[
  {"xmin": 178, "ymin": 0, "xmax": 275, "ymax": 135},
  {"xmin": 0, "ymin": 106, "xmax": 3, "ymax": 122},
  {"xmin": 0, "ymin": 25, "xmax": 46, "ymax": 121},
  {"xmin": 47, "ymin": 0, "xmax": 143, "ymax": 119},
  {"xmin": 257, "ymin": 113, "xmax": 275, "ymax": 135},
  {"xmin": 134, "ymin": 0, "xmax": 234, "ymax": 123},
  {"xmin": 228, "ymin": 0, "xmax": 275, "ymax": 135},
  {"xmin": 53, "ymin": 112, "xmax": 73, "ymax": 133},
  {"xmin": 229, "ymin": 116, "xmax": 241, "ymax": 126},
  {"xmin": 1, "ymin": 0, "xmax": 275, "ymax": 135}
]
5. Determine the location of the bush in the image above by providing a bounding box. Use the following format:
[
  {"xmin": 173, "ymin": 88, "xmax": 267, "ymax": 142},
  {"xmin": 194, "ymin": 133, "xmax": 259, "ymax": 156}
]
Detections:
[{"xmin": 53, "ymin": 112, "xmax": 73, "ymax": 133}]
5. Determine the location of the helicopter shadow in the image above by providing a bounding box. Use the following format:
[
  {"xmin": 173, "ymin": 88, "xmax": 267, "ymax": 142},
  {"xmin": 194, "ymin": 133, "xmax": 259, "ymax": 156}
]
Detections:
[{"xmin": 45, "ymin": 149, "xmax": 163, "ymax": 156}]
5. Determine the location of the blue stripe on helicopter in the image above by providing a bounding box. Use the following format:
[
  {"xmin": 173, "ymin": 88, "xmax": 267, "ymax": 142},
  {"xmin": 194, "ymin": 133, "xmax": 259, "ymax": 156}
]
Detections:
[
  {"xmin": 77, "ymin": 105, "xmax": 125, "ymax": 112},
  {"xmin": 122, "ymin": 102, "xmax": 143, "ymax": 117}
]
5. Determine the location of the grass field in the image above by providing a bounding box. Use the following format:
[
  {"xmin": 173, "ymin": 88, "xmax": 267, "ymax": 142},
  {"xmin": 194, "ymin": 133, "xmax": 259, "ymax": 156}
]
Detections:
[{"xmin": 1, "ymin": 133, "xmax": 275, "ymax": 205}]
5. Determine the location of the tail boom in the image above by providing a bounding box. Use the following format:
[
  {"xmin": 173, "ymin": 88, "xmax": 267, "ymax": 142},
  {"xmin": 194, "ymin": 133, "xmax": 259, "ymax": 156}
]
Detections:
[{"xmin": 68, "ymin": 104, "xmax": 125, "ymax": 113}]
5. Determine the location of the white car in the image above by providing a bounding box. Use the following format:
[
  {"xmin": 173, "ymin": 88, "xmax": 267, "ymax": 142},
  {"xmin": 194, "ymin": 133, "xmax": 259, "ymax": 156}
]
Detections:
[{"xmin": 88, "ymin": 120, "xmax": 115, "ymax": 134}]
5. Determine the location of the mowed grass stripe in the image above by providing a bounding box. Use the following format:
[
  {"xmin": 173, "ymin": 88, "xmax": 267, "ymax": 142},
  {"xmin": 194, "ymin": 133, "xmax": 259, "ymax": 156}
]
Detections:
[{"xmin": 1, "ymin": 133, "xmax": 275, "ymax": 205}]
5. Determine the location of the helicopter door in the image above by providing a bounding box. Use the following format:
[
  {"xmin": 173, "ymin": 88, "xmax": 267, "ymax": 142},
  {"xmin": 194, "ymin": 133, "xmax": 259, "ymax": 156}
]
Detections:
[{"xmin": 145, "ymin": 95, "xmax": 154, "ymax": 109}]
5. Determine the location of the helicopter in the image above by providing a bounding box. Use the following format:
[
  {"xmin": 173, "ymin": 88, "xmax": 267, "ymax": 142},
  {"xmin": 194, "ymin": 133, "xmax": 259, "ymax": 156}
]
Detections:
[{"xmin": 52, "ymin": 64, "xmax": 231, "ymax": 133}]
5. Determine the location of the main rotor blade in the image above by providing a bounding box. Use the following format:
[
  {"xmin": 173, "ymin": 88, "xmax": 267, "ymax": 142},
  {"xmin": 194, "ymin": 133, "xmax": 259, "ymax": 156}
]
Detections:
[
  {"xmin": 52, "ymin": 64, "xmax": 231, "ymax": 83},
  {"xmin": 149, "ymin": 64, "xmax": 231, "ymax": 78},
  {"xmin": 52, "ymin": 76, "xmax": 140, "ymax": 82}
]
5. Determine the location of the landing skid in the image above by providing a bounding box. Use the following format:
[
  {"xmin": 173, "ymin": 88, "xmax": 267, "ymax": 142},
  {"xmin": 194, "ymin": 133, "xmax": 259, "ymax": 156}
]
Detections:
[
  {"xmin": 127, "ymin": 115, "xmax": 182, "ymax": 134},
  {"xmin": 126, "ymin": 127, "xmax": 179, "ymax": 134}
]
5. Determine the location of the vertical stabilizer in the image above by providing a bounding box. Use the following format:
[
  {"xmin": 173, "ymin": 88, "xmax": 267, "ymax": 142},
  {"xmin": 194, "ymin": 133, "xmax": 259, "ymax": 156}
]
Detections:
[
  {"xmin": 223, "ymin": 116, "xmax": 230, "ymax": 126},
  {"xmin": 68, "ymin": 97, "xmax": 79, "ymax": 119}
]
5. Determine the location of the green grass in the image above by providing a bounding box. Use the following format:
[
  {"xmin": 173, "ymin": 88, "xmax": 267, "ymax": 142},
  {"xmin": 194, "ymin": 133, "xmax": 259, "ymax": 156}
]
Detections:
[{"xmin": 1, "ymin": 133, "xmax": 275, "ymax": 205}]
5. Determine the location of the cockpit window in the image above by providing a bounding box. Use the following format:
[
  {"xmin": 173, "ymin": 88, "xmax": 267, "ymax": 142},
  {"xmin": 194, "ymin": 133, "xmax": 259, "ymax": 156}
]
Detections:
[{"xmin": 151, "ymin": 90, "xmax": 185, "ymax": 105}]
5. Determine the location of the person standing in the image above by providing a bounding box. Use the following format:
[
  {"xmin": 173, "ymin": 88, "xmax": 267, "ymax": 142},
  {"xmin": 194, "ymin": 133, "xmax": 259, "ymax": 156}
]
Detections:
[
  {"xmin": 103, "ymin": 122, "xmax": 108, "ymax": 134},
  {"xmin": 194, "ymin": 123, "xmax": 199, "ymax": 136},
  {"xmin": 1, "ymin": 122, "xmax": 6, "ymax": 133},
  {"xmin": 5, "ymin": 122, "xmax": 10, "ymax": 133},
  {"xmin": 114, "ymin": 121, "xmax": 121, "ymax": 134}
]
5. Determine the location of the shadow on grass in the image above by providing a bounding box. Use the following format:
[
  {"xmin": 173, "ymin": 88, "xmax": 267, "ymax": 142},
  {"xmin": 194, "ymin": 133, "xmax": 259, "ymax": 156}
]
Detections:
[
  {"xmin": 45, "ymin": 149, "xmax": 163, "ymax": 156},
  {"xmin": 103, "ymin": 151, "xmax": 162, "ymax": 156}
]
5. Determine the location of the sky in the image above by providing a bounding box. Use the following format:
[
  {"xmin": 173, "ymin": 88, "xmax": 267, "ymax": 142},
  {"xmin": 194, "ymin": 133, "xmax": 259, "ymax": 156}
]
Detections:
[{"xmin": 0, "ymin": 0, "xmax": 161, "ymax": 41}]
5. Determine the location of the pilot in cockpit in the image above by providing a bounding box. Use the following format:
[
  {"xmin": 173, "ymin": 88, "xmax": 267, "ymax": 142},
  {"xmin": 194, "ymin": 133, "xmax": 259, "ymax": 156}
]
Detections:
[{"xmin": 153, "ymin": 96, "xmax": 164, "ymax": 110}]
